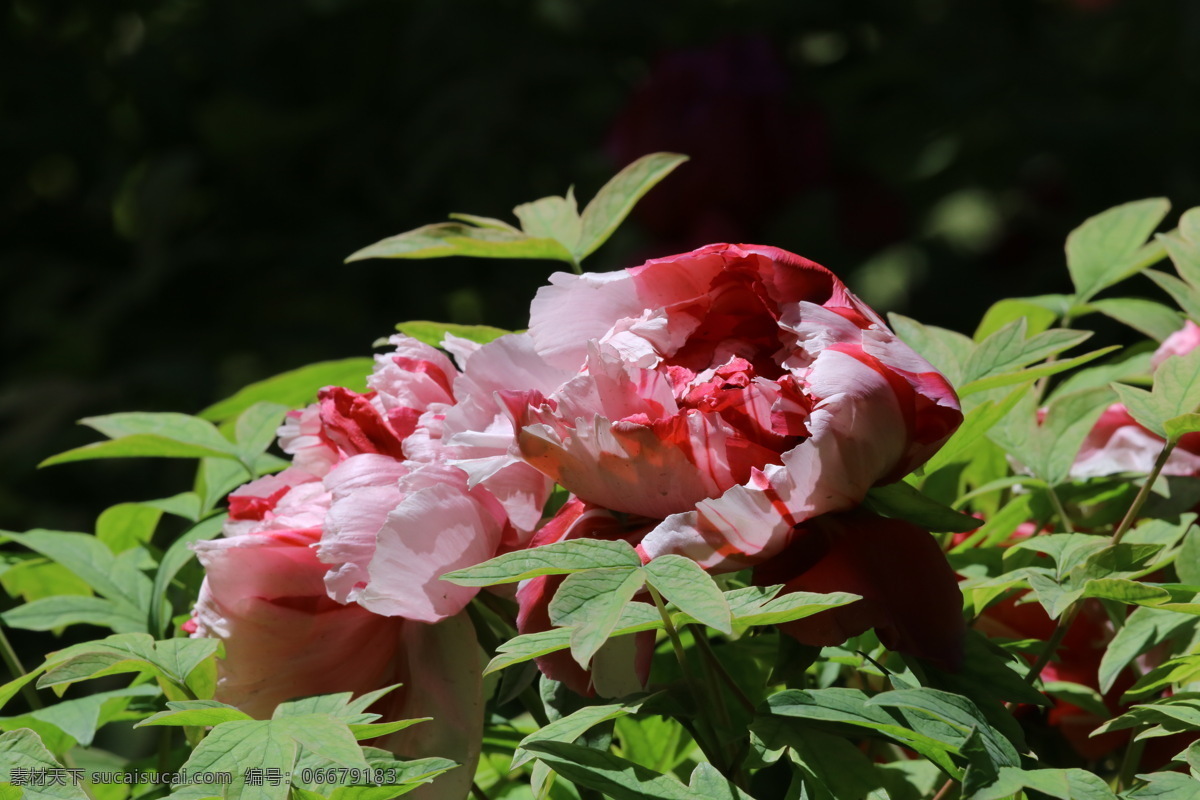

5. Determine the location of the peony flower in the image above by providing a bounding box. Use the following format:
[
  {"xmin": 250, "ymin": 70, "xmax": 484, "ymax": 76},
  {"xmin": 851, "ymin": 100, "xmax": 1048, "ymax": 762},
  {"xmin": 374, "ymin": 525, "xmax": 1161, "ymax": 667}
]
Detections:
[
  {"xmin": 191, "ymin": 466, "xmax": 483, "ymax": 799},
  {"xmin": 506, "ymin": 243, "xmax": 963, "ymax": 571},
  {"xmin": 753, "ymin": 509, "xmax": 966, "ymax": 667},
  {"xmin": 315, "ymin": 333, "xmax": 567, "ymax": 621},
  {"xmin": 1073, "ymin": 320, "xmax": 1200, "ymax": 479}
]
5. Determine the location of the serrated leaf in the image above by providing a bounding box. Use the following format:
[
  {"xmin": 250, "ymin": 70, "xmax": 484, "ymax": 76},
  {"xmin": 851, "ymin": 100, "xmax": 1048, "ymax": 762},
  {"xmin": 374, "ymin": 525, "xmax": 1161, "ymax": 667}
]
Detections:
[
  {"xmin": 442, "ymin": 539, "xmax": 641, "ymax": 586},
  {"xmin": 866, "ymin": 482, "xmax": 980, "ymax": 532},
  {"xmin": 752, "ymin": 716, "xmax": 886, "ymax": 800},
  {"xmin": 198, "ymin": 358, "xmax": 373, "ymax": 422},
  {"xmin": 576, "ymin": 153, "xmax": 688, "ymax": 259},
  {"xmin": 1088, "ymin": 297, "xmax": 1183, "ymax": 342},
  {"xmin": 168, "ymin": 719, "xmax": 298, "ymax": 800},
  {"xmin": 1066, "ymin": 198, "xmax": 1170, "ymax": 301},
  {"xmin": 346, "ymin": 222, "xmax": 575, "ymax": 263},
  {"xmin": 0, "ymin": 729, "xmax": 88, "ymax": 800},
  {"xmin": 643, "ymin": 556, "xmax": 731, "ymax": 634}
]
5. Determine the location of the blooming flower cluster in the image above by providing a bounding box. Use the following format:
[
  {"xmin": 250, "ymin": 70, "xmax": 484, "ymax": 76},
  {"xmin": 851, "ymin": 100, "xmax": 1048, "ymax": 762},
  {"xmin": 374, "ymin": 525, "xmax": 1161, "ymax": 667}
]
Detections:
[{"xmin": 188, "ymin": 243, "xmax": 966, "ymax": 787}]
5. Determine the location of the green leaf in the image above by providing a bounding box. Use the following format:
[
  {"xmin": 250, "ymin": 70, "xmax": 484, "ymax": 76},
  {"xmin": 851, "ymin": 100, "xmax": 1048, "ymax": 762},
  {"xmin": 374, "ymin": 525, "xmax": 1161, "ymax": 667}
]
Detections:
[
  {"xmin": 1125, "ymin": 771, "xmax": 1200, "ymax": 799},
  {"xmin": 974, "ymin": 298, "xmax": 1058, "ymax": 341},
  {"xmin": 84, "ymin": 411, "xmax": 231, "ymax": 446},
  {"xmin": 729, "ymin": 591, "xmax": 860, "ymax": 628},
  {"xmin": 868, "ymin": 688, "xmax": 1020, "ymax": 770},
  {"xmin": 394, "ymin": 320, "xmax": 511, "ymax": 348},
  {"xmin": 752, "ymin": 717, "xmax": 886, "ymax": 800},
  {"xmin": 762, "ymin": 689, "xmax": 960, "ymax": 775},
  {"xmin": 644, "ymin": 555, "xmax": 732, "ymax": 634},
  {"xmin": 962, "ymin": 319, "xmax": 1091, "ymax": 384},
  {"xmin": 1051, "ymin": 349, "xmax": 1153, "ymax": 399},
  {"xmin": 1100, "ymin": 609, "xmax": 1197, "ymax": 695},
  {"xmin": 0, "ymin": 729, "xmax": 88, "ymax": 800},
  {"xmin": 866, "ymin": 482, "xmax": 980, "ymax": 532},
  {"xmin": 442, "ymin": 539, "xmax": 642, "ymax": 586},
  {"xmin": 549, "ymin": 568, "xmax": 645, "ymax": 668},
  {"xmin": 514, "ymin": 189, "xmax": 582, "ymax": 252},
  {"xmin": 0, "ymin": 685, "xmax": 160, "ymax": 749},
  {"xmin": 199, "ymin": 358, "xmax": 374, "ymax": 422},
  {"xmin": 195, "ymin": 457, "xmax": 251, "ymax": 515},
  {"xmin": 1167, "ymin": 412, "xmax": 1200, "ymax": 441},
  {"xmin": 1147, "ymin": 268, "xmax": 1200, "ymax": 323},
  {"xmin": 233, "ymin": 402, "xmax": 290, "ymax": 462},
  {"xmin": 1065, "ymin": 197, "xmax": 1170, "ymax": 301},
  {"xmin": 957, "ymin": 345, "xmax": 1120, "ymax": 396},
  {"xmin": 968, "ymin": 766, "xmax": 1117, "ymax": 800},
  {"xmin": 485, "ymin": 603, "xmax": 661, "ymax": 675},
  {"xmin": 39, "ymin": 435, "xmax": 237, "ymax": 467},
  {"xmin": 523, "ymin": 740, "xmax": 720, "ymax": 800},
  {"xmin": 1178, "ymin": 524, "xmax": 1200, "ymax": 585},
  {"xmin": 168, "ymin": 719, "xmax": 298, "ymax": 800},
  {"xmin": 446, "ymin": 212, "xmax": 519, "ymax": 232},
  {"xmin": 989, "ymin": 386, "xmax": 1112, "ymax": 485},
  {"xmin": 346, "ymin": 222, "xmax": 575, "ymax": 263},
  {"xmin": 149, "ymin": 514, "xmax": 225, "ymax": 637},
  {"xmin": 923, "ymin": 387, "xmax": 1028, "ymax": 473},
  {"xmin": 512, "ymin": 700, "xmax": 642, "ymax": 769},
  {"xmin": 1087, "ymin": 297, "xmax": 1183, "ymax": 342},
  {"xmin": 0, "ymin": 530, "xmax": 149, "ymax": 613},
  {"xmin": 0, "ymin": 557, "xmax": 91, "ymax": 604},
  {"xmin": 38, "ymin": 634, "xmax": 219, "ymax": 702},
  {"xmin": 1159, "ymin": 230, "xmax": 1200, "ymax": 289},
  {"xmin": 1114, "ymin": 348, "xmax": 1200, "ymax": 439},
  {"xmin": 137, "ymin": 699, "xmax": 253, "ymax": 728},
  {"xmin": 888, "ymin": 314, "xmax": 974, "ymax": 385},
  {"xmin": 1, "ymin": 595, "xmax": 145, "ymax": 634},
  {"xmin": 577, "ymin": 153, "xmax": 689, "ymax": 260},
  {"xmin": 96, "ymin": 503, "xmax": 162, "ymax": 553}
]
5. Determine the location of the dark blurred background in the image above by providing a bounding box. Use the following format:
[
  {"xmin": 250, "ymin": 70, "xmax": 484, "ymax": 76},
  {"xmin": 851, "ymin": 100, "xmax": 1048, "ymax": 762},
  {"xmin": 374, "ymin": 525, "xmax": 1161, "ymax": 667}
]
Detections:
[{"xmin": 4, "ymin": 0, "xmax": 1200, "ymax": 534}]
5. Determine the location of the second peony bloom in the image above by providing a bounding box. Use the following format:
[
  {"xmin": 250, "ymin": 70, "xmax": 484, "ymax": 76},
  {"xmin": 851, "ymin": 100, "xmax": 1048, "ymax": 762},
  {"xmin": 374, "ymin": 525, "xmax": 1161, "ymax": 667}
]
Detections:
[{"xmin": 504, "ymin": 243, "xmax": 963, "ymax": 568}]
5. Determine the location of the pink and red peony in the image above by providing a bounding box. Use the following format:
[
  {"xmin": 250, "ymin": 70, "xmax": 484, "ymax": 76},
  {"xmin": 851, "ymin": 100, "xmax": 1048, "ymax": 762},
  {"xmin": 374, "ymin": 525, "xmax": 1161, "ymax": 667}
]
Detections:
[{"xmin": 191, "ymin": 243, "xmax": 968, "ymax": 745}]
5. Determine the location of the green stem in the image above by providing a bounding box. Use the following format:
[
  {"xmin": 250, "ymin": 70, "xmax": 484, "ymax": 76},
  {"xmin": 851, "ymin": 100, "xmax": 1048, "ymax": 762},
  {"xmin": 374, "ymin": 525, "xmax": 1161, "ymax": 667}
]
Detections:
[
  {"xmin": 645, "ymin": 585, "xmax": 726, "ymax": 773},
  {"xmin": 1025, "ymin": 605, "xmax": 1078, "ymax": 686},
  {"xmin": 0, "ymin": 623, "xmax": 42, "ymax": 711},
  {"xmin": 689, "ymin": 625, "xmax": 755, "ymax": 715},
  {"xmin": 1047, "ymin": 487, "xmax": 1075, "ymax": 533},
  {"xmin": 1116, "ymin": 734, "xmax": 1146, "ymax": 792},
  {"xmin": 1112, "ymin": 439, "xmax": 1177, "ymax": 546}
]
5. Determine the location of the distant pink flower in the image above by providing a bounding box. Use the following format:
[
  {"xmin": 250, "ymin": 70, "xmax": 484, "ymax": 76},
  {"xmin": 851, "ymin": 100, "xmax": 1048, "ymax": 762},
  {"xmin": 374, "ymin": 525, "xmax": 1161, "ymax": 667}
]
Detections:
[
  {"xmin": 505, "ymin": 243, "xmax": 962, "ymax": 571},
  {"xmin": 1073, "ymin": 320, "xmax": 1200, "ymax": 479}
]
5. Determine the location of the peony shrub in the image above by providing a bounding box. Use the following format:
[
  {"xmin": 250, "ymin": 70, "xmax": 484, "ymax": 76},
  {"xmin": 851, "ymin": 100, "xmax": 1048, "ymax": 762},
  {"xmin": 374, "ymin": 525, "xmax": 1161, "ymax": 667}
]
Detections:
[{"xmin": 5, "ymin": 156, "xmax": 1200, "ymax": 800}]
